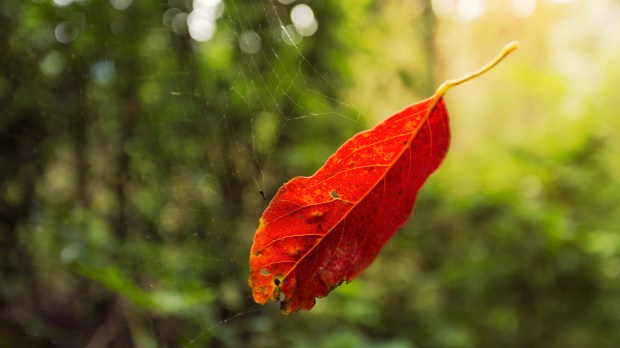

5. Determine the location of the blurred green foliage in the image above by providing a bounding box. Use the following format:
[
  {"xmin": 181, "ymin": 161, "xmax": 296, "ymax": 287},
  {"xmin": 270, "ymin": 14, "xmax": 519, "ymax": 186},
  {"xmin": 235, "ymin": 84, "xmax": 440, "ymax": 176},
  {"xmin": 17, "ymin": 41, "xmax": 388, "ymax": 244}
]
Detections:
[{"xmin": 1, "ymin": 0, "xmax": 620, "ymax": 347}]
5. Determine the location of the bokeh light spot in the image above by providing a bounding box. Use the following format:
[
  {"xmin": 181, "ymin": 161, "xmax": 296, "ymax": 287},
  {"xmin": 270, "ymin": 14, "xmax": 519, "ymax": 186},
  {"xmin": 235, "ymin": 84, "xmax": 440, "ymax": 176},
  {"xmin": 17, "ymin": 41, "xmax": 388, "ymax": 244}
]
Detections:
[
  {"xmin": 90, "ymin": 60, "xmax": 117, "ymax": 85},
  {"xmin": 54, "ymin": 22, "xmax": 79, "ymax": 44},
  {"xmin": 39, "ymin": 51, "xmax": 66, "ymax": 78},
  {"xmin": 290, "ymin": 4, "xmax": 318, "ymax": 37},
  {"xmin": 511, "ymin": 0, "xmax": 537, "ymax": 17},
  {"xmin": 281, "ymin": 24, "xmax": 302, "ymax": 45},
  {"xmin": 431, "ymin": 0, "xmax": 454, "ymax": 18},
  {"xmin": 456, "ymin": 0, "xmax": 485, "ymax": 21},
  {"xmin": 60, "ymin": 243, "xmax": 82, "ymax": 263},
  {"xmin": 291, "ymin": 4, "xmax": 314, "ymax": 29},
  {"xmin": 147, "ymin": 29, "xmax": 170, "ymax": 50},
  {"xmin": 52, "ymin": 0, "xmax": 74, "ymax": 7},
  {"xmin": 193, "ymin": 0, "xmax": 224, "ymax": 19},
  {"xmin": 163, "ymin": 8, "xmax": 182, "ymax": 27},
  {"xmin": 188, "ymin": 13, "xmax": 216, "ymax": 42},
  {"xmin": 187, "ymin": 0, "xmax": 224, "ymax": 42},
  {"xmin": 109, "ymin": 0, "xmax": 133, "ymax": 10},
  {"xmin": 172, "ymin": 12, "xmax": 189, "ymax": 36},
  {"xmin": 239, "ymin": 31, "xmax": 261, "ymax": 54}
]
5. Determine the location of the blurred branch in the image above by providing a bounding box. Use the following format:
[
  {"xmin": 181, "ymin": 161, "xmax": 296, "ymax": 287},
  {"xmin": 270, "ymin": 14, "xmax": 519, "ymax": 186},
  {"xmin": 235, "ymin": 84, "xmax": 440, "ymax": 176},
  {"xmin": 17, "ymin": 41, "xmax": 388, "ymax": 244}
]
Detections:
[{"xmin": 85, "ymin": 298, "xmax": 125, "ymax": 348}]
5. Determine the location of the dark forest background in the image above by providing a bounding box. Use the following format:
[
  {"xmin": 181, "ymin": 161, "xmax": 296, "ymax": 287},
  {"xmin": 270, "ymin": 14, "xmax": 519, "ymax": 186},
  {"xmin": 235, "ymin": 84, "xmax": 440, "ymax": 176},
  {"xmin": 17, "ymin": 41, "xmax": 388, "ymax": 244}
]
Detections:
[{"xmin": 1, "ymin": 0, "xmax": 620, "ymax": 347}]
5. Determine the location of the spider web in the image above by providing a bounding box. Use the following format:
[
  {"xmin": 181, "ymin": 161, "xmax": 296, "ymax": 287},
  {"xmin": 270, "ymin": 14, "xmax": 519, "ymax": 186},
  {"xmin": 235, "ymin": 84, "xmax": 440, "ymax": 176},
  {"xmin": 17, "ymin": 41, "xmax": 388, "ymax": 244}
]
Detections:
[
  {"xmin": 134, "ymin": 0, "xmax": 365, "ymax": 343},
  {"xmin": 153, "ymin": 1, "xmax": 371, "ymax": 344}
]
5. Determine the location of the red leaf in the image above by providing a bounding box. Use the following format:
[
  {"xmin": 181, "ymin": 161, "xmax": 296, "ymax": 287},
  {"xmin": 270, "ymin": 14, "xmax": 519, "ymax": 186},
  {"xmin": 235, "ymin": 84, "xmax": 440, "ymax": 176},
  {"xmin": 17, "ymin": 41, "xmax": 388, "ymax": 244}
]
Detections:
[
  {"xmin": 250, "ymin": 97, "xmax": 449, "ymax": 314},
  {"xmin": 248, "ymin": 42, "xmax": 518, "ymax": 314}
]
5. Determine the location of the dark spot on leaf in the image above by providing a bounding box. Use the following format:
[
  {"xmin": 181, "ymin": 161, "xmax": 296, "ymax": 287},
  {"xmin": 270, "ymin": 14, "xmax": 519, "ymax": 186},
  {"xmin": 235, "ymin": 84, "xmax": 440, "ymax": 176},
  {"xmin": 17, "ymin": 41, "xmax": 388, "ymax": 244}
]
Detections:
[
  {"xmin": 330, "ymin": 190, "xmax": 340, "ymax": 199},
  {"xmin": 274, "ymin": 279, "xmax": 281, "ymax": 286},
  {"xmin": 305, "ymin": 210, "xmax": 325, "ymax": 224}
]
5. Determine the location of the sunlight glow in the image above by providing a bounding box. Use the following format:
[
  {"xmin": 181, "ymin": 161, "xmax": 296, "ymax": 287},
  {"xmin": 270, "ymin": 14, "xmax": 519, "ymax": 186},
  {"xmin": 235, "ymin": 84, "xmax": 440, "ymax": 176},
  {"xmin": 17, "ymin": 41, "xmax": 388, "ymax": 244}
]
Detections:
[
  {"xmin": 456, "ymin": 0, "xmax": 485, "ymax": 21},
  {"xmin": 512, "ymin": 0, "xmax": 537, "ymax": 17},
  {"xmin": 431, "ymin": 0, "xmax": 454, "ymax": 18}
]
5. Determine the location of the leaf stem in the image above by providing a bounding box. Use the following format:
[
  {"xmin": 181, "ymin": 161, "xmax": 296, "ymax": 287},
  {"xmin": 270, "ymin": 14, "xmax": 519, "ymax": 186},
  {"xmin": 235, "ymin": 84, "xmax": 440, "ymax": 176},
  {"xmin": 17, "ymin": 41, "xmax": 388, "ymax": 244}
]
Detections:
[{"xmin": 424, "ymin": 41, "xmax": 519, "ymax": 118}]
